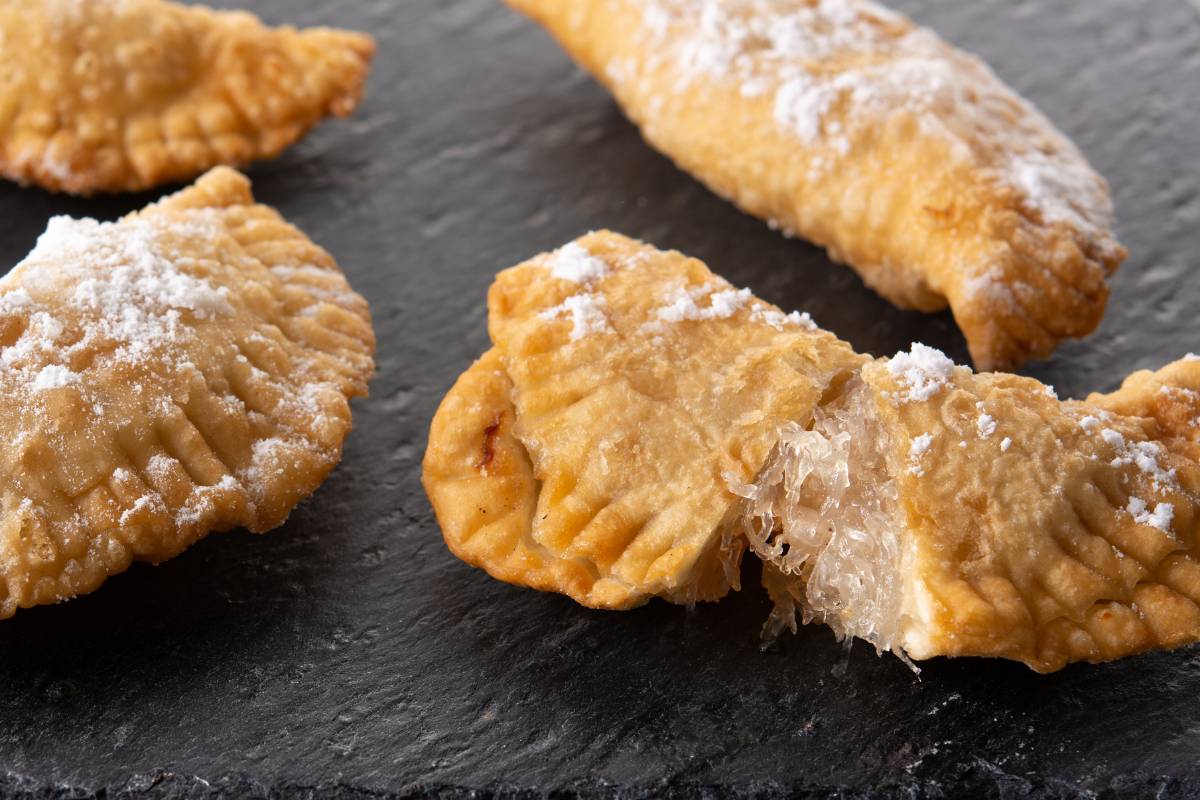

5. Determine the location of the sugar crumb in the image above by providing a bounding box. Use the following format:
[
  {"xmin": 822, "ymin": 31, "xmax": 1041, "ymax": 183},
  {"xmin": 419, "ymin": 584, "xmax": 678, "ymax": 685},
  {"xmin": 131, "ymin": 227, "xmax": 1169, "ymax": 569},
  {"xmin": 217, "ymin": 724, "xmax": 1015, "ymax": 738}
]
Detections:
[
  {"xmin": 1127, "ymin": 497, "xmax": 1174, "ymax": 533},
  {"xmin": 655, "ymin": 283, "xmax": 752, "ymax": 324},
  {"xmin": 750, "ymin": 303, "xmax": 817, "ymax": 331},
  {"xmin": 30, "ymin": 363, "xmax": 78, "ymax": 391},
  {"xmin": 545, "ymin": 242, "xmax": 610, "ymax": 284},
  {"xmin": 540, "ymin": 292, "xmax": 613, "ymax": 341},
  {"xmin": 908, "ymin": 432, "xmax": 934, "ymax": 476},
  {"xmin": 887, "ymin": 343, "xmax": 958, "ymax": 403},
  {"xmin": 976, "ymin": 408, "xmax": 996, "ymax": 439}
]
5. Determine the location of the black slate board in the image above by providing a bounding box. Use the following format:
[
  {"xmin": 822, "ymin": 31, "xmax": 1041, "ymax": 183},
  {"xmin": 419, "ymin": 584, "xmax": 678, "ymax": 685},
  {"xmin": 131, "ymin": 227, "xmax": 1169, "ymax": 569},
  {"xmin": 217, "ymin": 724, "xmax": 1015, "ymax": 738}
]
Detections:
[{"xmin": 1, "ymin": 1, "xmax": 1200, "ymax": 798}]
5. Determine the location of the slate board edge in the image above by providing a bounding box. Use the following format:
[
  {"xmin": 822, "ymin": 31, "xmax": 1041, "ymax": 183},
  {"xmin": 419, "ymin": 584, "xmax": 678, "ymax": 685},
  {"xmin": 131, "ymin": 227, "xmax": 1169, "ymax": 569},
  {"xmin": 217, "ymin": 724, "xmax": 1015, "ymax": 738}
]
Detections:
[{"xmin": 4, "ymin": 768, "xmax": 1200, "ymax": 800}]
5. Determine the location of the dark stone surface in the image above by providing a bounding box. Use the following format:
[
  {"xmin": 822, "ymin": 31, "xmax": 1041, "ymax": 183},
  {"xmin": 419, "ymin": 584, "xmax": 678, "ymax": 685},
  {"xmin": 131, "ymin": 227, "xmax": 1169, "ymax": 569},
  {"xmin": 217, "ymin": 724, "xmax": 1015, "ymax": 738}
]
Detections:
[{"xmin": 0, "ymin": 0, "xmax": 1198, "ymax": 797}]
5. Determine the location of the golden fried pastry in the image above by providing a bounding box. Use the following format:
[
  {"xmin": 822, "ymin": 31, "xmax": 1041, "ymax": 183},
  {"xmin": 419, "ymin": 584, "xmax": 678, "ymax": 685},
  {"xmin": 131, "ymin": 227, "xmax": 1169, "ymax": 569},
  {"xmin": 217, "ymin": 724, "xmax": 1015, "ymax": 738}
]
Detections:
[
  {"xmin": 744, "ymin": 350, "xmax": 1200, "ymax": 672},
  {"xmin": 506, "ymin": 0, "xmax": 1127, "ymax": 371},
  {"xmin": 0, "ymin": 0, "xmax": 374, "ymax": 195},
  {"xmin": 0, "ymin": 167, "xmax": 375, "ymax": 619},
  {"xmin": 428, "ymin": 233, "xmax": 1200, "ymax": 672},
  {"xmin": 423, "ymin": 231, "xmax": 865, "ymax": 608}
]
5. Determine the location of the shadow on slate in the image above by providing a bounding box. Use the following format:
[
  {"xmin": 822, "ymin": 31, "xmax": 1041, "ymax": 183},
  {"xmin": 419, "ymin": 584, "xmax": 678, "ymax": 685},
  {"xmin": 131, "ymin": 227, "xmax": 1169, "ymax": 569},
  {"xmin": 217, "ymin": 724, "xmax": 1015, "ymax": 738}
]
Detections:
[{"xmin": 1, "ymin": 0, "xmax": 1199, "ymax": 798}]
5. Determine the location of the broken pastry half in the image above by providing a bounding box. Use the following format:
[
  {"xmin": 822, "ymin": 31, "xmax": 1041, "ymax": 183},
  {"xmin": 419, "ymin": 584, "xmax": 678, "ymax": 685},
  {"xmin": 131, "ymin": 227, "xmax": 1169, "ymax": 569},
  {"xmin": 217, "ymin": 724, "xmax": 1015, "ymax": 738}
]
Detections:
[
  {"xmin": 425, "ymin": 233, "xmax": 1200, "ymax": 672},
  {"xmin": 0, "ymin": 167, "xmax": 375, "ymax": 619},
  {"xmin": 0, "ymin": 0, "xmax": 375, "ymax": 195},
  {"xmin": 505, "ymin": 0, "xmax": 1127, "ymax": 371},
  {"xmin": 744, "ymin": 349, "xmax": 1200, "ymax": 673},
  {"xmin": 423, "ymin": 230, "xmax": 866, "ymax": 609}
]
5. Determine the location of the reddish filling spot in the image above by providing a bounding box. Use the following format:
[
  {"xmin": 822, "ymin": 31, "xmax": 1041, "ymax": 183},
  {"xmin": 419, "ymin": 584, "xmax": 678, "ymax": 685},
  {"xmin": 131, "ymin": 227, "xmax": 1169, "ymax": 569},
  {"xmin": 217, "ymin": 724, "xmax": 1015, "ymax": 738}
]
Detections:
[{"xmin": 476, "ymin": 412, "xmax": 503, "ymax": 470}]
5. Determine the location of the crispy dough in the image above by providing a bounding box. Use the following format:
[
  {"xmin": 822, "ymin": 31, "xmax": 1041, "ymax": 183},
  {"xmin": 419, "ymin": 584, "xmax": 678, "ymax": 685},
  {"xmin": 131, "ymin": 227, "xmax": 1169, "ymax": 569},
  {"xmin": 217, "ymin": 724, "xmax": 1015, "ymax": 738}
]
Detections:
[
  {"xmin": 0, "ymin": 0, "xmax": 374, "ymax": 195},
  {"xmin": 427, "ymin": 234, "xmax": 1200, "ymax": 672},
  {"xmin": 506, "ymin": 0, "xmax": 1126, "ymax": 371},
  {"xmin": 1090, "ymin": 358, "xmax": 1200, "ymax": 460},
  {"xmin": 0, "ymin": 167, "xmax": 375, "ymax": 619},
  {"xmin": 744, "ymin": 350, "xmax": 1200, "ymax": 672},
  {"xmin": 861, "ymin": 360, "xmax": 1199, "ymax": 672},
  {"xmin": 423, "ymin": 231, "xmax": 864, "ymax": 608}
]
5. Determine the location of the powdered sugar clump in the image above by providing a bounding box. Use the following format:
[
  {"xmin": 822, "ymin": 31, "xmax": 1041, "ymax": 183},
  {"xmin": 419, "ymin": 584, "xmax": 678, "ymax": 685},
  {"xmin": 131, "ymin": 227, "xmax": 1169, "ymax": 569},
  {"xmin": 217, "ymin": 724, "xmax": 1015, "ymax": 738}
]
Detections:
[
  {"xmin": 544, "ymin": 242, "xmax": 610, "ymax": 284},
  {"xmin": 1098, "ymin": 428, "xmax": 1177, "ymax": 491},
  {"xmin": 645, "ymin": 279, "xmax": 820, "ymax": 336},
  {"xmin": 540, "ymin": 293, "xmax": 613, "ymax": 341},
  {"xmin": 974, "ymin": 402, "xmax": 993, "ymax": 441},
  {"xmin": 751, "ymin": 305, "xmax": 818, "ymax": 331},
  {"xmin": 1127, "ymin": 497, "xmax": 1174, "ymax": 534},
  {"xmin": 30, "ymin": 364, "xmax": 79, "ymax": 391},
  {"xmin": 908, "ymin": 433, "xmax": 933, "ymax": 476},
  {"xmin": 886, "ymin": 343, "xmax": 958, "ymax": 403},
  {"xmin": 1000, "ymin": 437, "xmax": 1012, "ymax": 452},
  {"xmin": 656, "ymin": 284, "xmax": 752, "ymax": 323}
]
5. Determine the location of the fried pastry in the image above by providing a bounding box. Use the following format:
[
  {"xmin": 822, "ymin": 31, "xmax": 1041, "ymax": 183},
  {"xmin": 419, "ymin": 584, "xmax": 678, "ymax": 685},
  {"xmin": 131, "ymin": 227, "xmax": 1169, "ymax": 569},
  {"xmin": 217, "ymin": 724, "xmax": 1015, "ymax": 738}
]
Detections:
[
  {"xmin": 427, "ymin": 233, "xmax": 1200, "ymax": 672},
  {"xmin": 506, "ymin": 0, "xmax": 1127, "ymax": 371},
  {"xmin": 743, "ymin": 350, "xmax": 1200, "ymax": 672},
  {"xmin": 423, "ymin": 231, "xmax": 865, "ymax": 608},
  {"xmin": 0, "ymin": 0, "xmax": 375, "ymax": 195},
  {"xmin": 0, "ymin": 167, "xmax": 375, "ymax": 619}
]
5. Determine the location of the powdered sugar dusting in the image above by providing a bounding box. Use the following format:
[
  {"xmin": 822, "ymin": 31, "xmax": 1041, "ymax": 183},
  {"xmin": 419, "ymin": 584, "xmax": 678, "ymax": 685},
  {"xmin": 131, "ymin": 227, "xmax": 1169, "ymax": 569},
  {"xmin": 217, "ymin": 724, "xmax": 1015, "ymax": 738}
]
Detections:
[
  {"xmin": 1083, "ymin": 423, "xmax": 1180, "ymax": 535},
  {"xmin": 629, "ymin": 0, "xmax": 1116, "ymax": 243},
  {"xmin": 30, "ymin": 364, "xmax": 79, "ymax": 391},
  {"xmin": 540, "ymin": 292, "xmax": 613, "ymax": 341},
  {"xmin": 643, "ymin": 277, "xmax": 820, "ymax": 335},
  {"xmin": 908, "ymin": 433, "xmax": 933, "ymax": 476},
  {"xmin": 1127, "ymin": 497, "xmax": 1174, "ymax": 534},
  {"xmin": 1098, "ymin": 428, "xmax": 1177, "ymax": 491},
  {"xmin": 0, "ymin": 201, "xmax": 363, "ymax": 540},
  {"xmin": 886, "ymin": 343, "xmax": 958, "ymax": 403},
  {"xmin": 0, "ymin": 213, "xmax": 234, "ymax": 401},
  {"xmin": 544, "ymin": 241, "xmax": 610, "ymax": 284},
  {"xmin": 655, "ymin": 283, "xmax": 752, "ymax": 324},
  {"xmin": 975, "ymin": 406, "xmax": 996, "ymax": 439},
  {"xmin": 751, "ymin": 304, "xmax": 817, "ymax": 331}
]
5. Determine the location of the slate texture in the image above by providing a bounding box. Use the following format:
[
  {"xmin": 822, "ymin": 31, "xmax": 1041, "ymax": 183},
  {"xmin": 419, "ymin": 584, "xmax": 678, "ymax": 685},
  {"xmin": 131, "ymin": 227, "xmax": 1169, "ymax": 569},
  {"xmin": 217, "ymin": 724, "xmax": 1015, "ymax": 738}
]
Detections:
[{"xmin": 0, "ymin": 1, "xmax": 1199, "ymax": 798}]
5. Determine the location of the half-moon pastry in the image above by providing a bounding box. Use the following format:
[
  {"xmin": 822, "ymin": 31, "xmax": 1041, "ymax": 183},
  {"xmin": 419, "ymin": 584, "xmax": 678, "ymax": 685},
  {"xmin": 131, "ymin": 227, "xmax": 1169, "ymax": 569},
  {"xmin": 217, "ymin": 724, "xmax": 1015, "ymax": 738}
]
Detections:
[
  {"xmin": 744, "ymin": 349, "xmax": 1200, "ymax": 673},
  {"xmin": 0, "ymin": 167, "xmax": 376, "ymax": 619},
  {"xmin": 426, "ymin": 233, "xmax": 1199, "ymax": 673},
  {"xmin": 505, "ymin": 0, "xmax": 1127, "ymax": 371},
  {"xmin": 0, "ymin": 0, "xmax": 375, "ymax": 195},
  {"xmin": 424, "ymin": 231, "xmax": 865, "ymax": 608}
]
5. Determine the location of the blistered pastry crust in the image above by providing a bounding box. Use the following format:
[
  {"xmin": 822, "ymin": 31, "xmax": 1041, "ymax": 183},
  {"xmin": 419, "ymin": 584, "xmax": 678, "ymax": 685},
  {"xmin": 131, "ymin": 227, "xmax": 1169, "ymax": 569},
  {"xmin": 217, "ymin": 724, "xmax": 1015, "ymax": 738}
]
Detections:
[
  {"xmin": 506, "ymin": 0, "xmax": 1126, "ymax": 370},
  {"xmin": 425, "ymin": 231, "xmax": 864, "ymax": 608},
  {"xmin": 0, "ymin": 167, "xmax": 375, "ymax": 618},
  {"xmin": 0, "ymin": 0, "xmax": 374, "ymax": 194}
]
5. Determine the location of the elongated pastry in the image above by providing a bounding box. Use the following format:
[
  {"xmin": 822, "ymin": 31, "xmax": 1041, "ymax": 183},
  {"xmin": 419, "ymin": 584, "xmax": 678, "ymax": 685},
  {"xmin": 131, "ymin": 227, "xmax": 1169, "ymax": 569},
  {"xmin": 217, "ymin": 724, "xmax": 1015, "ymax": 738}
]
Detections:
[
  {"xmin": 505, "ymin": 0, "xmax": 1127, "ymax": 371},
  {"xmin": 0, "ymin": 0, "xmax": 374, "ymax": 195},
  {"xmin": 424, "ymin": 231, "xmax": 865, "ymax": 608},
  {"xmin": 0, "ymin": 167, "xmax": 376, "ymax": 619},
  {"xmin": 425, "ymin": 233, "xmax": 1200, "ymax": 672}
]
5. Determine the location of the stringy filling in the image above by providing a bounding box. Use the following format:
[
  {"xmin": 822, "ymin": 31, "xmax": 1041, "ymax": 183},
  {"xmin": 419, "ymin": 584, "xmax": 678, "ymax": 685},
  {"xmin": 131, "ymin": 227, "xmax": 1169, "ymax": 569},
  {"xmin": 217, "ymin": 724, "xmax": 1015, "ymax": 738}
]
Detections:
[{"xmin": 734, "ymin": 378, "xmax": 911, "ymax": 662}]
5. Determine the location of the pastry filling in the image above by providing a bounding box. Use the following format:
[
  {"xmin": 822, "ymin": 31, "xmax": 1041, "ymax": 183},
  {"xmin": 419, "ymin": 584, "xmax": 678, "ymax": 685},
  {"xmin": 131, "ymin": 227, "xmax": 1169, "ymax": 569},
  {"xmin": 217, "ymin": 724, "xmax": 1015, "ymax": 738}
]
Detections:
[{"xmin": 734, "ymin": 378, "xmax": 912, "ymax": 663}]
